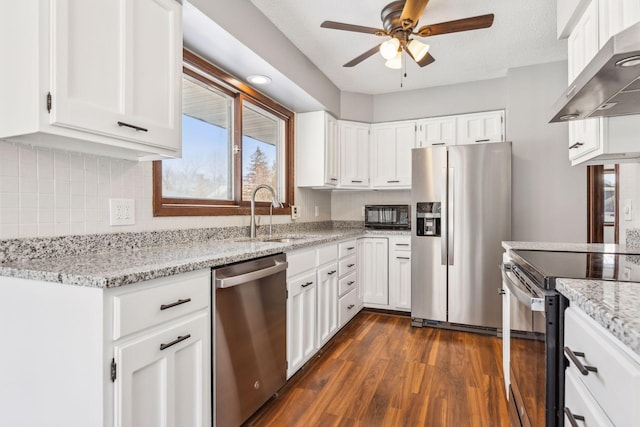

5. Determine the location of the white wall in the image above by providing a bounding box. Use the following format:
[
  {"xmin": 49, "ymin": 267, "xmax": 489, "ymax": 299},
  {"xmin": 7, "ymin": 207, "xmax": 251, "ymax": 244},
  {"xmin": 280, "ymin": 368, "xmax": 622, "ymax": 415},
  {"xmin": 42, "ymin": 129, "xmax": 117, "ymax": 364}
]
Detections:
[
  {"xmin": 507, "ymin": 61, "xmax": 586, "ymax": 242},
  {"xmin": 0, "ymin": 140, "xmax": 330, "ymax": 239}
]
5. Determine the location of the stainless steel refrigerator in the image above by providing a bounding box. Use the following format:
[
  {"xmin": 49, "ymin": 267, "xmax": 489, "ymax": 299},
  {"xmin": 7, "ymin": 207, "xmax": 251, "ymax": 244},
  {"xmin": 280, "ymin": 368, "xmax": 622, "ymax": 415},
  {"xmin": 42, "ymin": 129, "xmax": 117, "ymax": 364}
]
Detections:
[{"xmin": 411, "ymin": 142, "xmax": 511, "ymax": 329}]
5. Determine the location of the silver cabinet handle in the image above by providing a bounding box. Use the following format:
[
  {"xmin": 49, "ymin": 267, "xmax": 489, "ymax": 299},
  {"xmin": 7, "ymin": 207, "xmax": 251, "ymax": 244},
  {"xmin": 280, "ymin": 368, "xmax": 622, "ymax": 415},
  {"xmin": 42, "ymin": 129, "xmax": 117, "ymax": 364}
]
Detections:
[
  {"xmin": 301, "ymin": 281, "xmax": 313, "ymax": 288},
  {"xmin": 160, "ymin": 334, "xmax": 191, "ymax": 351},
  {"xmin": 448, "ymin": 167, "xmax": 455, "ymax": 266},
  {"xmin": 564, "ymin": 347, "xmax": 598, "ymax": 376},
  {"xmin": 563, "ymin": 407, "xmax": 585, "ymax": 427},
  {"xmin": 347, "ymin": 304, "xmax": 355, "ymax": 309},
  {"xmin": 569, "ymin": 142, "xmax": 584, "ymax": 149},
  {"xmin": 160, "ymin": 298, "xmax": 191, "ymax": 311},
  {"xmin": 440, "ymin": 166, "xmax": 448, "ymax": 266},
  {"xmin": 117, "ymin": 121, "xmax": 148, "ymax": 132},
  {"xmin": 501, "ymin": 266, "xmax": 545, "ymax": 311}
]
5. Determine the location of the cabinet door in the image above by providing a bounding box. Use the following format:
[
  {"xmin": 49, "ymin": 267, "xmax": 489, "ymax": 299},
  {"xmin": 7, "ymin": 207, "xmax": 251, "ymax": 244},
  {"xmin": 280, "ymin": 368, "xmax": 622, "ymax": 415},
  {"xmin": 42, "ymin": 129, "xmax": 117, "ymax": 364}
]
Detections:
[
  {"xmin": 114, "ymin": 311, "xmax": 209, "ymax": 427},
  {"xmin": 389, "ymin": 251, "xmax": 411, "ymax": 311},
  {"xmin": 339, "ymin": 121, "xmax": 370, "ymax": 187},
  {"xmin": 317, "ymin": 263, "xmax": 339, "ymax": 347},
  {"xmin": 51, "ymin": 0, "xmax": 181, "ymax": 151},
  {"xmin": 567, "ymin": 0, "xmax": 599, "ymax": 82},
  {"xmin": 325, "ymin": 114, "xmax": 340, "ymax": 185},
  {"xmin": 598, "ymin": 0, "xmax": 640, "ymax": 48},
  {"xmin": 456, "ymin": 111, "xmax": 505, "ymax": 145},
  {"xmin": 371, "ymin": 122, "xmax": 415, "ymax": 188},
  {"xmin": 417, "ymin": 117, "xmax": 457, "ymax": 147},
  {"xmin": 358, "ymin": 238, "xmax": 389, "ymax": 305},
  {"xmin": 568, "ymin": 118, "xmax": 601, "ymax": 161},
  {"xmin": 286, "ymin": 271, "xmax": 317, "ymax": 377}
]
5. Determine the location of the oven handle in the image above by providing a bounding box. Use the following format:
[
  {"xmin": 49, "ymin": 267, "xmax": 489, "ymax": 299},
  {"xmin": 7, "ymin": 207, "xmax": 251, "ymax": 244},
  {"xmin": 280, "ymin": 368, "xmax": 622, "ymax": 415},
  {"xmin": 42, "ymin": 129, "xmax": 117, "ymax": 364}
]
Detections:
[{"xmin": 501, "ymin": 264, "xmax": 545, "ymax": 312}]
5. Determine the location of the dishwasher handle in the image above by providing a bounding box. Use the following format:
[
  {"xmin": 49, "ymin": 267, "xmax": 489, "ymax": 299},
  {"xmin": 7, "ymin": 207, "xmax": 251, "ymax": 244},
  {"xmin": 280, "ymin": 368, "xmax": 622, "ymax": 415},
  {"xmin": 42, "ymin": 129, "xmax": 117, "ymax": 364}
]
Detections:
[{"xmin": 215, "ymin": 260, "xmax": 288, "ymax": 288}]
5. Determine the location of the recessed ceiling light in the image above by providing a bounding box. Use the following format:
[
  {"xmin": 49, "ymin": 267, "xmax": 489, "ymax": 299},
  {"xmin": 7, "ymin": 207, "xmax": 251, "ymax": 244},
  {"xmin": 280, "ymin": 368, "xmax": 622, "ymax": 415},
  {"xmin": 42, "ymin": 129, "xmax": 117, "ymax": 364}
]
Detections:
[
  {"xmin": 615, "ymin": 55, "xmax": 640, "ymax": 67},
  {"xmin": 560, "ymin": 114, "xmax": 580, "ymax": 120},
  {"xmin": 247, "ymin": 75, "xmax": 272, "ymax": 85}
]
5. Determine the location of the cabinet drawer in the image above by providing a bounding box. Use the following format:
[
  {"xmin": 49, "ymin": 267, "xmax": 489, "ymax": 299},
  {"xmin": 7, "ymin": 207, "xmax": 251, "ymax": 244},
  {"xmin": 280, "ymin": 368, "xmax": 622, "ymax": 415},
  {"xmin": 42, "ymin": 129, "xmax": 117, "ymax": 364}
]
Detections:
[
  {"xmin": 317, "ymin": 264, "xmax": 338, "ymax": 283},
  {"xmin": 113, "ymin": 271, "xmax": 209, "ymax": 340},
  {"xmin": 288, "ymin": 271, "xmax": 317, "ymax": 295},
  {"xmin": 564, "ymin": 369, "xmax": 614, "ymax": 427},
  {"xmin": 389, "ymin": 237, "xmax": 411, "ymax": 251},
  {"xmin": 287, "ymin": 248, "xmax": 316, "ymax": 277},
  {"xmin": 339, "ymin": 288, "xmax": 358, "ymax": 327},
  {"xmin": 338, "ymin": 240, "xmax": 357, "ymax": 258},
  {"xmin": 565, "ymin": 307, "xmax": 640, "ymax": 427},
  {"xmin": 339, "ymin": 255, "xmax": 357, "ymax": 277},
  {"xmin": 317, "ymin": 243, "xmax": 338, "ymax": 266},
  {"xmin": 339, "ymin": 272, "xmax": 357, "ymax": 297}
]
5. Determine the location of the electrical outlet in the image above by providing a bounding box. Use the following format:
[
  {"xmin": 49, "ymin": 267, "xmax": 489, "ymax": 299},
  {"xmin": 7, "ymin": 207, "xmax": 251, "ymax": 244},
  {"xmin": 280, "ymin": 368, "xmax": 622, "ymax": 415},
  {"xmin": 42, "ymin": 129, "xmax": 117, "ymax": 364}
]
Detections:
[
  {"xmin": 109, "ymin": 198, "xmax": 135, "ymax": 226},
  {"xmin": 291, "ymin": 205, "xmax": 300, "ymax": 220}
]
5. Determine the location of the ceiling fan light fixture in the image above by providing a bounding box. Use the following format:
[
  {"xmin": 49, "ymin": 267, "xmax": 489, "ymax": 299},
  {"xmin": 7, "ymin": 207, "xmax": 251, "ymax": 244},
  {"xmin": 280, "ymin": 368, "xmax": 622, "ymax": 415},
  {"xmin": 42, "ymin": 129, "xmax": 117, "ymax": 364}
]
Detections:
[
  {"xmin": 385, "ymin": 51, "xmax": 402, "ymax": 69},
  {"xmin": 407, "ymin": 39, "xmax": 430, "ymax": 62},
  {"xmin": 380, "ymin": 38, "xmax": 400, "ymax": 60}
]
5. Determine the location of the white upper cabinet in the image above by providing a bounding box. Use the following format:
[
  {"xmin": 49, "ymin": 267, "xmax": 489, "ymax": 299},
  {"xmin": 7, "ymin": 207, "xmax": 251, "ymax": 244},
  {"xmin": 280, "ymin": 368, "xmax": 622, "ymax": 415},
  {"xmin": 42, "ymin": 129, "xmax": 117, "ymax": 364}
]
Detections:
[
  {"xmin": 416, "ymin": 116, "xmax": 457, "ymax": 147},
  {"xmin": 598, "ymin": 0, "xmax": 640, "ymax": 45},
  {"xmin": 456, "ymin": 110, "xmax": 505, "ymax": 145},
  {"xmin": 370, "ymin": 121, "xmax": 416, "ymax": 188},
  {"xmin": 339, "ymin": 120, "xmax": 370, "ymax": 188},
  {"xmin": 2, "ymin": 0, "xmax": 182, "ymax": 160},
  {"xmin": 296, "ymin": 111, "xmax": 340, "ymax": 188}
]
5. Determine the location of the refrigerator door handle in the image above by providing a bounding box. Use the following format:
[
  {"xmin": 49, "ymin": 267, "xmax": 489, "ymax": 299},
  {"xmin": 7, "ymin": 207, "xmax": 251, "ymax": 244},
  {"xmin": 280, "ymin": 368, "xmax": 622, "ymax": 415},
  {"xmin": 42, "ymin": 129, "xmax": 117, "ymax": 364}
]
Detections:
[
  {"xmin": 440, "ymin": 166, "xmax": 448, "ymax": 265},
  {"xmin": 448, "ymin": 167, "xmax": 454, "ymax": 266}
]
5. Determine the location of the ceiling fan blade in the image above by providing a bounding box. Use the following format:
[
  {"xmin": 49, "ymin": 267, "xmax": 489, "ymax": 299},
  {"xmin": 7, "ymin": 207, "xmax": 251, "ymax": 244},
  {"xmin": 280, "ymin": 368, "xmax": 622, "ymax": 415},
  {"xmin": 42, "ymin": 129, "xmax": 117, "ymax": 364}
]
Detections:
[
  {"xmin": 400, "ymin": 0, "xmax": 430, "ymax": 29},
  {"xmin": 416, "ymin": 14, "xmax": 494, "ymax": 37},
  {"xmin": 343, "ymin": 44, "xmax": 382, "ymax": 67},
  {"xmin": 321, "ymin": 21, "xmax": 387, "ymax": 36},
  {"xmin": 404, "ymin": 46, "xmax": 436, "ymax": 67}
]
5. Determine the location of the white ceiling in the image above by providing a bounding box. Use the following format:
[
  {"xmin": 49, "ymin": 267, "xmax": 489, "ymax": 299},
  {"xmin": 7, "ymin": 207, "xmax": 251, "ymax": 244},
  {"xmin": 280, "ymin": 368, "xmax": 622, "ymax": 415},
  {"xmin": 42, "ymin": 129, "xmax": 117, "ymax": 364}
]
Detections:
[{"xmin": 250, "ymin": 0, "xmax": 568, "ymax": 95}]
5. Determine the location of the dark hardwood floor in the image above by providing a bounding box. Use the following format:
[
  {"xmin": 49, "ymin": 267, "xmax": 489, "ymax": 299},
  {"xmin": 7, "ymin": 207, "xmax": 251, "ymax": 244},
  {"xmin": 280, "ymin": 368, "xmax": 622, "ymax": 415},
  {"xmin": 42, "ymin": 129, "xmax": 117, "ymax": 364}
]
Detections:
[{"xmin": 246, "ymin": 310, "xmax": 509, "ymax": 427}]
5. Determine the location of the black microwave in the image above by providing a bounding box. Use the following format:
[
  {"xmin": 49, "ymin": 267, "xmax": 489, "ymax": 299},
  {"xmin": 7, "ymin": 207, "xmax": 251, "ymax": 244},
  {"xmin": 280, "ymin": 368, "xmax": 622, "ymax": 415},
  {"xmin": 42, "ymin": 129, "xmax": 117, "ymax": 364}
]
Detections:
[{"xmin": 364, "ymin": 205, "xmax": 410, "ymax": 229}]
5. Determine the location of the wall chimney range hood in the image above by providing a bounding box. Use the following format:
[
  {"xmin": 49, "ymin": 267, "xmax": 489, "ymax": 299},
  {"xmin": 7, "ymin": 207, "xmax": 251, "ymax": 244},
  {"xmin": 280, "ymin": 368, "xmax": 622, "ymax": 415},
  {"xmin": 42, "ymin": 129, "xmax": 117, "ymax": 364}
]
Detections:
[{"xmin": 550, "ymin": 21, "xmax": 640, "ymax": 123}]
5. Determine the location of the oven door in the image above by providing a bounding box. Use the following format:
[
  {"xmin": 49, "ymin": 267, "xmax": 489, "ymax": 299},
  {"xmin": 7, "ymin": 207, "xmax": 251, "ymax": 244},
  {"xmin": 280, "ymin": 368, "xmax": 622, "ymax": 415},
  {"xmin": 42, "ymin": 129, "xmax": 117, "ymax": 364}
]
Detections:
[{"xmin": 502, "ymin": 264, "xmax": 560, "ymax": 427}]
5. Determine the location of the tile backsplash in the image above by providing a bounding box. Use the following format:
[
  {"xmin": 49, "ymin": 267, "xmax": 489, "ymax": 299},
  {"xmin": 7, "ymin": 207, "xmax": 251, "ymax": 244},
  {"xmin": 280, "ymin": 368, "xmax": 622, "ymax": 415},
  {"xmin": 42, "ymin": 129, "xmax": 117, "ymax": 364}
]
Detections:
[{"xmin": 0, "ymin": 140, "xmax": 330, "ymax": 239}]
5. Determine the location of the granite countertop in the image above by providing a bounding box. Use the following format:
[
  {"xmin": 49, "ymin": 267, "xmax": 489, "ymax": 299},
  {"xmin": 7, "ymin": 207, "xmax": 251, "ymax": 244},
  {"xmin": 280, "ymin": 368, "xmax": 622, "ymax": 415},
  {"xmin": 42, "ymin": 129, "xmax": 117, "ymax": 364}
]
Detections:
[
  {"xmin": 0, "ymin": 229, "xmax": 409, "ymax": 289},
  {"xmin": 502, "ymin": 241, "xmax": 640, "ymax": 254},
  {"xmin": 557, "ymin": 278, "xmax": 640, "ymax": 359}
]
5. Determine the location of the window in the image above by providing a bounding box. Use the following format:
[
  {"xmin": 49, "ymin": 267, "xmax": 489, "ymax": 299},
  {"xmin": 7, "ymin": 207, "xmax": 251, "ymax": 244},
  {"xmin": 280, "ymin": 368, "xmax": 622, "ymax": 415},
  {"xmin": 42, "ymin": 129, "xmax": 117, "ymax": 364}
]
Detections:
[
  {"xmin": 603, "ymin": 168, "xmax": 616, "ymax": 225},
  {"xmin": 153, "ymin": 50, "xmax": 294, "ymax": 216}
]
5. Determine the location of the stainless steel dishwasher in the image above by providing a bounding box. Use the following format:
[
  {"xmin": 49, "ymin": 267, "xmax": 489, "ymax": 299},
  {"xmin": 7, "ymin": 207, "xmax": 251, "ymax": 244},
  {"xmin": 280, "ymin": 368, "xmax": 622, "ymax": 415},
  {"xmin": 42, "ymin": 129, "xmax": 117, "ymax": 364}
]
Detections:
[{"xmin": 212, "ymin": 254, "xmax": 288, "ymax": 427}]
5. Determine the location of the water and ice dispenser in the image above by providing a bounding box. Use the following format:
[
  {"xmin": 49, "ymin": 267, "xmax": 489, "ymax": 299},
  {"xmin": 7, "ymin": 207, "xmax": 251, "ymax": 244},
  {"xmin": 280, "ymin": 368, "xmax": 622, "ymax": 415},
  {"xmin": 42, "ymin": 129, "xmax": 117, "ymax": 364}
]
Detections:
[{"xmin": 416, "ymin": 202, "xmax": 441, "ymax": 236}]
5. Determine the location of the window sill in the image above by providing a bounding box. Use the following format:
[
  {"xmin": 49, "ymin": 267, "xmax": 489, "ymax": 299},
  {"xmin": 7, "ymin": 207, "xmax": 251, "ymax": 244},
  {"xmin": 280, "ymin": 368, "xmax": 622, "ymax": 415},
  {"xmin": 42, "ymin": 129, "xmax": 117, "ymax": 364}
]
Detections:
[{"xmin": 153, "ymin": 204, "xmax": 292, "ymax": 217}]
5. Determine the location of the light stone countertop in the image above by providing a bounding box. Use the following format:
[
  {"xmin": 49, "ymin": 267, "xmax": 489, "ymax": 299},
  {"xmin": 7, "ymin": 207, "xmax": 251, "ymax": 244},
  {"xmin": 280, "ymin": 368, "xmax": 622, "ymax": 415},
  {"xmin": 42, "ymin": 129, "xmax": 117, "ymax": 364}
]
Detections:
[
  {"xmin": 557, "ymin": 278, "xmax": 640, "ymax": 358},
  {"xmin": 0, "ymin": 229, "xmax": 409, "ymax": 288},
  {"xmin": 502, "ymin": 241, "xmax": 640, "ymax": 254}
]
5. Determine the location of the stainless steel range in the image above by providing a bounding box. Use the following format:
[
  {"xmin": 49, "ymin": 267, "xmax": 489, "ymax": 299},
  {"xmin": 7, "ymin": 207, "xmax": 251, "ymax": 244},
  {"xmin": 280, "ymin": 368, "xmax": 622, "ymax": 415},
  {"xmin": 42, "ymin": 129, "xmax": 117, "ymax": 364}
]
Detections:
[{"xmin": 502, "ymin": 249, "xmax": 631, "ymax": 427}]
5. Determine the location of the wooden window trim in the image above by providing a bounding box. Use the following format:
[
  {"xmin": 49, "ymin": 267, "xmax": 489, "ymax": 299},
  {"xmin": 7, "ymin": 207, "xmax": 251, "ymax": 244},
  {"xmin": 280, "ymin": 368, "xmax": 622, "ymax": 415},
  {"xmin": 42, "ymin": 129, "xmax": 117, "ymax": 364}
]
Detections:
[{"xmin": 153, "ymin": 49, "xmax": 295, "ymax": 217}]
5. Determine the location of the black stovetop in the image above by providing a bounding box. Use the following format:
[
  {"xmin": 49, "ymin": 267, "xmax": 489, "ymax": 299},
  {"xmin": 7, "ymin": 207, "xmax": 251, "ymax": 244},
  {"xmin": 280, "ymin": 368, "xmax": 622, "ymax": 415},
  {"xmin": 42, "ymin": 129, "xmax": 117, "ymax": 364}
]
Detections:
[{"xmin": 510, "ymin": 250, "xmax": 631, "ymax": 290}]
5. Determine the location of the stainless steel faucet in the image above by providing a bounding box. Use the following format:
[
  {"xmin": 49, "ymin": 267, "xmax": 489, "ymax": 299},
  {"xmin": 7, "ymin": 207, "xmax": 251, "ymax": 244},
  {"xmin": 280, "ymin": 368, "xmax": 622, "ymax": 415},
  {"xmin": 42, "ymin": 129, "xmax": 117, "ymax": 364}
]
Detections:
[{"xmin": 250, "ymin": 184, "xmax": 282, "ymax": 238}]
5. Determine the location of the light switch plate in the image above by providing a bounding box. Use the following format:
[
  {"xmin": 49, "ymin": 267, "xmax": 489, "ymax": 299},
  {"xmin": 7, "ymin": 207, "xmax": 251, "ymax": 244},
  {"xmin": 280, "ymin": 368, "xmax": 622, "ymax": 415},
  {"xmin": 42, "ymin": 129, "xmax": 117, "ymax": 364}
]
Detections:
[
  {"xmin": 109, "ymin": 198, "xmax": 135, "ymax": 226},
  {"xmin": 623, "ymin": 199, "xmax": 633, "ymax": 221}
]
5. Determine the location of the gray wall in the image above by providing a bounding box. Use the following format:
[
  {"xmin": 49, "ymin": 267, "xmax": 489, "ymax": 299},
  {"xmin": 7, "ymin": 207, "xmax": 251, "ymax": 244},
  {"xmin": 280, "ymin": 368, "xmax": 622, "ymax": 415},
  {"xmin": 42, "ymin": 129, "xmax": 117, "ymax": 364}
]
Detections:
[
  {"xmin": 340, "ymin": 92, "xmax": 374, "ymax": 123},
  {"xmin": 372, "ymin": 77, "xmax": 508, "ymax": 123},
  {"xmin": 507, "ymin": 61, "xmax": 586, "ymax": 242}
]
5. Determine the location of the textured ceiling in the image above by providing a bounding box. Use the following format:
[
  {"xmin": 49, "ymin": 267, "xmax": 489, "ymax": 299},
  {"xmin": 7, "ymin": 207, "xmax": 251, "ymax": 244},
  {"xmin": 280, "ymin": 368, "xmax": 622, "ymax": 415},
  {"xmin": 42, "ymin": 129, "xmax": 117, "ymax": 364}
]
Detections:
[{"xmin": 250, "ymin": 0, "xmax": 567, "ymax": 95}]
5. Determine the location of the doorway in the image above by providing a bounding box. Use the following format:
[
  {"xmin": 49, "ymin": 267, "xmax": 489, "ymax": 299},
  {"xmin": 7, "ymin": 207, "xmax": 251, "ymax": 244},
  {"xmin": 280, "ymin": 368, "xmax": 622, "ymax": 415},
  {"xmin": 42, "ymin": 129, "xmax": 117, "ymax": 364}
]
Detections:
[{"xmin": 587, "ymin": 164, "xmax": 619, "ymax": 243}]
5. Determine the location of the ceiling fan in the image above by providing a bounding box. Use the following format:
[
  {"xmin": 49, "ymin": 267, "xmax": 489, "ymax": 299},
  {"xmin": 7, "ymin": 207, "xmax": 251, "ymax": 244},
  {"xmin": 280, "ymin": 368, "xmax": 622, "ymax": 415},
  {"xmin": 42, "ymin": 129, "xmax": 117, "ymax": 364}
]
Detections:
[{"xmin": 320, "ymin": 0, "xmax": 494, "ymax": 69}]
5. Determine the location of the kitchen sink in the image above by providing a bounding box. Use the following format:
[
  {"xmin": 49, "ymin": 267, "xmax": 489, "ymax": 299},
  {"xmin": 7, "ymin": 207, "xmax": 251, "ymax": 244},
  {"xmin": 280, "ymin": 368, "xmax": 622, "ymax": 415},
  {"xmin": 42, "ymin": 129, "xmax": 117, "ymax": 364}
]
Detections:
[{"xmin": 261, "ymin": 237, "xmax": 308, "ymax": 243}]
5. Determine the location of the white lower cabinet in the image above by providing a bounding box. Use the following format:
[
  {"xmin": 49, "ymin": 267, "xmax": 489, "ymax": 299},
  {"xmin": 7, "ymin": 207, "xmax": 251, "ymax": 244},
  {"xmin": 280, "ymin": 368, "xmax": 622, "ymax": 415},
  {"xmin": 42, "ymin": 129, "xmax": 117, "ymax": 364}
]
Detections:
[
  {"xmin": 339, "ymin": 287, "xmax": 359, "ymax": 327},
  {"xmin": 358, "ymin": 237, "xmax": 389, "ymax": 307},
  {"xmin": 564, "ymin": 307, "xmax": 640, "ymax": 427},
  {"xmin": 388, "ymin": 237, "xmax": 411, "ymax": 311},
  {"xmin": 317, "ymin": 262, "xmax": 339, "ymax": 347},
  {"xmin": 286, "ymin": 270, "xmax": 317, "ymax": 377},
  {"xmin": 114, "ymin": 312, "xmax": 208, "ymax": 427},
  {"xmin": 0, "ymin": 269, "xmax": 211, "ymax": 427}
]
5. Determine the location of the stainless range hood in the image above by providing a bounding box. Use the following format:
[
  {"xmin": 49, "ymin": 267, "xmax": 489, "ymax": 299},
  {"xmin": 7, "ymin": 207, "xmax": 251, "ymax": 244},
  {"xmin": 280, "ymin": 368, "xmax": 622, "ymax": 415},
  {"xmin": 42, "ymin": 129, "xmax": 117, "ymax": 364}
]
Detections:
[{"xmin": 550, "ymin": 21, "xmax": 640, "ymax": 123}]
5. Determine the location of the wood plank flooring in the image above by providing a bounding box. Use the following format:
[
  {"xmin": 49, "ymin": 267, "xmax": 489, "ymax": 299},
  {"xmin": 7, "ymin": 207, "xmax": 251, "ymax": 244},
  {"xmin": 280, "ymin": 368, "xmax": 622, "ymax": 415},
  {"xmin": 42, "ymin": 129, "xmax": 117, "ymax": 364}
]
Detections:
[{"xmin": 246, "ymin": 311, "xmax": 509, "ymax": 427}]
